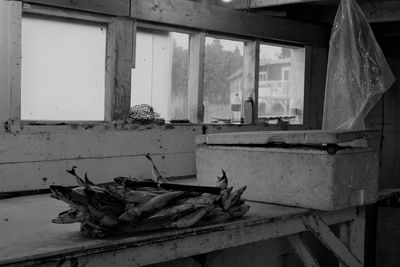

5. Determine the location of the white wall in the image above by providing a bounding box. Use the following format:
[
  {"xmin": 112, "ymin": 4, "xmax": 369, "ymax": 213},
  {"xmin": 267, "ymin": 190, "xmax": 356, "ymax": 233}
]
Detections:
[{"xmin": 21, "ymin": 16, "xmax": 106, "ymax": 121}]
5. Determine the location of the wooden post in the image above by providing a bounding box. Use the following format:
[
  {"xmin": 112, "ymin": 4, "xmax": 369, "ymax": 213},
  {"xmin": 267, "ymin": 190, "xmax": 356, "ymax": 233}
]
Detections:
[
  {"xmin": 302, "ymin": 214, "xmax": 363, "ymax": 267},
  {"xmin": 242, "ymin": 40, "xmax": 259, "ymax": 123},
  {"xmin": 105, "ymin": 18, "xmax": 135, "ymax": 122},
  {"xmin": 288, "ymin": 234, "xmax": 321, "ymax": 267},
  {"xmin": 188, "ymin": 32, "xmax": 205, "ymax": 123},
  {"xmin": 339, "ymin": 222, "xmax": 350, "ymax": 267},
  {"xmin": 0, "ymin": 1, "xmax": 22, "ymax": 133},
  {"xmin": 349, "ymin": 208, "xmax": 365, "ymax": 265}
]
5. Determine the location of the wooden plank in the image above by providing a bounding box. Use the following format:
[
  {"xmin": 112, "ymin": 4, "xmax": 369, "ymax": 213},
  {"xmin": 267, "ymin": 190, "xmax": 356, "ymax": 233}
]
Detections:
[
  {"xmin": 288, "ymin": 234, "xmax": 320, "ymax": 267},
  {"xmin": 0, "ymin": 1, "xmax": 13, "ymax": 132},
  {"xmin": 3, "ymin": 1, "xmax": 22, "ymax": 133},
  {"xmin": 361, "ymin": 1, "xmax": 400, "ymax": 23},
  {"xmin": 0, "ymin": 197, "xmax": 357, "ymax": 266},
  {"xmin": 130, "ymin": 0, "xmax": 329, "ymax": 46},
  {"xmin": 339, "ymin": 222, "xmax": 350, "ymax": 267},
  {"xmin": 301, "ymin": 46, "xmax": 313, "ymax": 127},
  {"xmin": 0, "ymin": 126, "xmax": 201, "ymax": 167},
  {"xmin": 0, "ymin": 152, "xmax": 196, "ymax": 192},
  {"xmin": 349, "ymin": 209, "xmax": 365, "ymax": 265},
  {"xmin": 105, "ymin": 18, "xmax": 135, "ymax": 121},
  {"xmin": 195, "ymin": 129, "xmax": 378, "ymax": 145},
  {"xmin": 24, "ymin": 0, "xmax": 129, "ymax": 17},
  {"xmin": 188, "ymin": 32, "xmax": 205, "ymax": 123},
  {"xmin": 22, "ymin": 3, "xmax": 115, "ymax": 23},
  {"xmin": 302, "ymin": 214, "xmax": 363, "ymax": 267},
  {"xmin": 243, "ymin": 40, "xmax": 259, "ymax": 123},
  {"xmin": 203, "ymin": 123, "xmax": 308, "ymax": 134},
  {"xmin": 231, "ymin": 0, "xmax": 320, "ymax": 9}
]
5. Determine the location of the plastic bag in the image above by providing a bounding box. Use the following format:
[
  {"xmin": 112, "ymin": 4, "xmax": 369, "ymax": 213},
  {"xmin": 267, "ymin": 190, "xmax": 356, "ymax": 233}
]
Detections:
[{"xmin": 322, "ymin": 0, "xmax": 395, "ymax": 130}]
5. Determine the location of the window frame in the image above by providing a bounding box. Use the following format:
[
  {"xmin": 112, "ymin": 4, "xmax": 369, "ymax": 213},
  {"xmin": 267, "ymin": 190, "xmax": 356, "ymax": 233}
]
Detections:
[
  {"xmin": 256, "ymin": 40, "xmax": 310, "ymax": 126},
  {"xmin": 7, "ymin": 3, "xmax": 136, "ymax": 131},
  {"xmin": 5, "ymin": 2, "xmax": 314, "ymax": 132}
]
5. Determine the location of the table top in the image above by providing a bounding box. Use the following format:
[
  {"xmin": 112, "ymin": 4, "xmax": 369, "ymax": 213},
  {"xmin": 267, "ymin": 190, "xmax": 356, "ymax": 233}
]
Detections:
[{"xmin": 0, "ymin": 194, "xmax": 310, "ymax": 265}]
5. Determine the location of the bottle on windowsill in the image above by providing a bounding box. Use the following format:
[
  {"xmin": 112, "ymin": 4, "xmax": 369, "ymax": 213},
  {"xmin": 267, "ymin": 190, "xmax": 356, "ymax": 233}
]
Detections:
[
  {"xmin": 244, "ymin": 96, "xmax": 253, "ymax": 124},
  {"xmin": 231, "ymin": 93, "xmax": 241, "ymax": 124}
]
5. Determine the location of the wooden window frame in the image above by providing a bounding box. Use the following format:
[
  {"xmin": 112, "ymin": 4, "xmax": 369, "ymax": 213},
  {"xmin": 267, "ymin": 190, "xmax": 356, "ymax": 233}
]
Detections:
[
  {"xmin": 2, "ymin": 0, "xmax": 322, "ymax": 132},
  {"xmin": 256, "ymin": 40, "xmax": 311, "ymax": 126},
  {"xmin": 6, "ymin": 3, "xmax": 136, "ymax": 132}
]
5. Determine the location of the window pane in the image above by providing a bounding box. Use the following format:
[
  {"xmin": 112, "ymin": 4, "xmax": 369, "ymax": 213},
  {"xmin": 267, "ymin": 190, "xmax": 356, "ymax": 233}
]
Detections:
[
  {"xmin": 21, "ymin": 16, "xmax": 106, "ymax": 121},
  {"xmin": 258, "ymin": 44, "xmax": 305, "ymax": 124},
  {"xmin": 204, "ymin": 37, "xmax": 244, "ymax": 124},
  {"xmin": 131, "ymin": 29, "xmax": 189, "ymax": 122}
]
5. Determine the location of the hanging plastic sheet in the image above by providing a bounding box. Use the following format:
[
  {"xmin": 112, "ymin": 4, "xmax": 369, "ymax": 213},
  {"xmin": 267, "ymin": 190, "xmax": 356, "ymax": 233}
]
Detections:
[{"xmin": 322, "ymin": 0, "xmax": 395, "ymax": 130}]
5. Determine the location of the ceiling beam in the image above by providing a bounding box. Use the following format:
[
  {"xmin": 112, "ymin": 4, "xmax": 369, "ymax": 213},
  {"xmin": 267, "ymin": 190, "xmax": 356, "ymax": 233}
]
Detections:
[
  {"xmin": 361, "ymin": 1, "xmax": 400, "ymax": 23},
  {"xmin": 230, "ymin": 0, "xmax": 323, "ymax": 9},
  {"xmin": 230, "ymin": 0, "xmax": 400, "ymax": 24}
]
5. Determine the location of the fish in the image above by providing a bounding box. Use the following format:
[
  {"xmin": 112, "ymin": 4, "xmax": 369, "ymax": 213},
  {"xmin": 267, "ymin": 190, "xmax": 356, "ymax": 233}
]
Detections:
[
  {"xmin": 66, "ymin": 166, "xmax": 86, "ymax": 187},
  {"xmin": 172, "ymin": 207, "xmax": 210, "ymax": 228},
  {"xmin": 227, "ymin": 204, "xmax": 250, "ymax": 218},
  {"xmin": 145, "ymin": 153, "xmax": 168, "ymax": 183},
  {"xmin": 52, "ymin": 208, "xmax": 86, "ymax": 224},
  {"xmin": 217, "ymin": 169, "xmax": 228, "ymax": 190},
  {"xmin": 118, "ymin": 191, "xmax": 185, "ymax": 222},
  {"xmin": 222, "ymin": 186, "xmax": 247, "ymax": 210}
]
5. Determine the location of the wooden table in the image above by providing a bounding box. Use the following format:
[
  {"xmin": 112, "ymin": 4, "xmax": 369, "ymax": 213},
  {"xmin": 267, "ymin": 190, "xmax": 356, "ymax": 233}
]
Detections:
[{"xmin": 0, "ymin": 194, "xmax": 365, "ymax": 267}]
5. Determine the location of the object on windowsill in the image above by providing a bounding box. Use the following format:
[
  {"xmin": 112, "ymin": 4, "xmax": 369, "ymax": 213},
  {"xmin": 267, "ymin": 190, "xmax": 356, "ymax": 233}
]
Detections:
[
  {"xmin": 243, "ymin": 97, "xmax": 253, "ymax": 124},
  {"xmin": 129, "ymin": 104, "xmax": 165, "ymax": 124}
]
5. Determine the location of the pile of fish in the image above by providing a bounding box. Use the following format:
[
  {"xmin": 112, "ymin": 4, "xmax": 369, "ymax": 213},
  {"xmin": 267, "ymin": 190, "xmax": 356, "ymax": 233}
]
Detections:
[{"xmin": 50, "ymin": 155, "xmax": 250, "ymax": 238}]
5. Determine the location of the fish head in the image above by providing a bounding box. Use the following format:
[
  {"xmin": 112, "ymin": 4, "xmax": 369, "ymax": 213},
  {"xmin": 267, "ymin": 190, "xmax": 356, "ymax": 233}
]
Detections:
[{"xmin": 50, "ymin": 185, "xmax": 73, "ymax": 201}]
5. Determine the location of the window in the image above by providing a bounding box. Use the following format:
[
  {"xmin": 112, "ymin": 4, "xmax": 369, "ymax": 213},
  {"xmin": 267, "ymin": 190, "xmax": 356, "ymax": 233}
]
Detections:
[
  {"xmin": 257, "ymin": 43, "xmax": 305, "ymax": 124},
  {"xmin": 203, "ymin": 37, "xmax": 245, "ymax": 124},
  {"xmin": 21, "ymin": 16, "xmax": 106, "ymax": 121},
  {"xmin": 131, "ymin": 29, "xmax": 190, "ymax": 122}
]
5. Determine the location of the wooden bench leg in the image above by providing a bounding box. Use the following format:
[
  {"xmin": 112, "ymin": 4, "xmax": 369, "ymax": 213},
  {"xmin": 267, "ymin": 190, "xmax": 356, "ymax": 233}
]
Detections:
[
  {"xmin": 288, "ymin": 234, "xmax": 321, "ymax": 267},
  {"xmin": 302, "ymin": 213, "xmax": 364, "ymax": 267},
  {"xmin": 349, "ymin": 209, "xmax": 365, "ymax": 265},
  {"xmin": 339, "ymin": 222, "xmax": 350, "ymax": 267}
]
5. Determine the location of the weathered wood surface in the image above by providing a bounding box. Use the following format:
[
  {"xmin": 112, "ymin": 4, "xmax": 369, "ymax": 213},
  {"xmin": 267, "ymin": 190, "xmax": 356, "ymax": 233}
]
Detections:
[
  {"xmin": 231, "ymin": 0, "xmax": 320, "ymax": 8},
  {"xmin": 22, "ymin": 3, "xmax": 115, "ymax": 23},
  {"xmin": 130, "ymin": 0, "xmax": 329, "ymax": 46},
  {"xmin": 196, "ymin": 129, "xmax": 378, "ymax": 145},
  {"xmin": 203, "ymin": 123, "xmax": 308, "ymax": 134},
  {"xmin": 302, "ymin": 214, "xmax": 363, "ymax": 267},
  {"xmin": 339, "ymin": 222, "xmax": 350, "ymax": 267},
  {"xmin": 288, "ymin": 234, "xmax": 320, "ymax": 267},
  {"xmin": 105, "ymin": 18, "xmax": 135, "ymax": 121},
  {"xmin": 24, "ymin": 0, "xmax": 129, "ymax": 16},
  {"xmin": 0, "ymin": 1, "xmax": 13, "ymax": 132},
  {"xmin": 0, "ymin": 194, "xmax": 358, "ymax": 266},
  {"xmin": 188, "ymin": 32, "xmax": 205, "ymax": 123},
  {"xmin": 0, "ymin": 1, "xmax": 21, "ymax": 133},
  {"xmin": 0, "ymin": 126, "xmax": 201, "ymax": 192}
]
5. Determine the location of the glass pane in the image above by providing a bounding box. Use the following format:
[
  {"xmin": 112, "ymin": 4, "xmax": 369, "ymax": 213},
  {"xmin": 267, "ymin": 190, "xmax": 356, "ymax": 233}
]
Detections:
[
  {"xmin": 131, "ymin": 29, "xmax": 189, "ymax": 122},
  {"xmin": 203, "ymin": 37, "xmax": 244, "ymax": 124},
  {"xmin": 258, "ymin": 44, "xmax": 305, "ymax": 124},
  {"xmin": 21, "ymin": 16, "xmax": 106, "ymax": 121}
]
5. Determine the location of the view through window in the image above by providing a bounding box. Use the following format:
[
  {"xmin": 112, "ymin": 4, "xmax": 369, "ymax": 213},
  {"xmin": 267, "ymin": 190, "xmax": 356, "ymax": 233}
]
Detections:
[
  {"xmin": 258, "ymin": 43, "xmax": 305, "ymax": 124},
  {"xmin": 203, "ymin": 37, "xmax": 244, "ymax": 124},
  {"xmin": 21, "ymin": 16, "xmax": 106, "ymax": 121},
  {"xmin": 131, "ymin": 29, "xmax": 189, "ymax": 122}
]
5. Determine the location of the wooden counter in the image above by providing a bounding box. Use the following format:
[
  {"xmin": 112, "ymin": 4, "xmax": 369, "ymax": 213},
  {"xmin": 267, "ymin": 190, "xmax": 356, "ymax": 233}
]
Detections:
[{"xmin": 0, "ymin": 194, "xmax": 363, "ymax": 267}]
